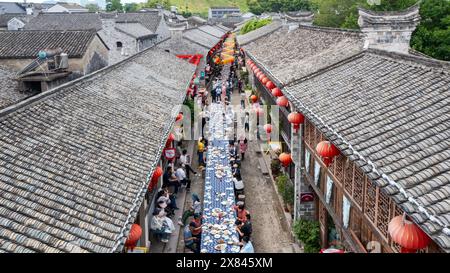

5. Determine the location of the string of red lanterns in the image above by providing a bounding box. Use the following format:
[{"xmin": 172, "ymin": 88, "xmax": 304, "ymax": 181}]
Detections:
[{"xmin": 176, "ymin": 113, "xmax": 183, "ymax": 122}]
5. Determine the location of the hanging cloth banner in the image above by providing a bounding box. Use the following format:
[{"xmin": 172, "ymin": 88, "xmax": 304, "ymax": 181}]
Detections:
[
  {"xmin": 305, "ymin": 150, "xmax": 311, "ymax": 173},
  {"xmin": 343, "ymin": 195, "xmax": 351, "ymax": 228},
  {"xmin": 163, "ymin": 148, "xmax": 176, "ymax": 160},
  {"xmin": 314, "ymin": 161, "xmax": 321, "ymax": 186},
  {"xmin": 326, "ymin": 175, "xmax": 334, "ymax": 204}
]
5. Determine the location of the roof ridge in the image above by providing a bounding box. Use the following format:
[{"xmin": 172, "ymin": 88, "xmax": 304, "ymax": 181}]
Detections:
[
  {"xmin": 296, "ymin": 24, "xmax": 363, "ymax": 36},
  {"xmin": 366, "ymin": 48, "xmax": 450, "ymax": 74}
]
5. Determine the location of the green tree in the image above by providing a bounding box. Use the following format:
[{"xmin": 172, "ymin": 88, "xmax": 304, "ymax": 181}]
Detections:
[
  {"xmin": 145, "ymin": 0, "xmax": 171, "ymax": 9},
  {"xmin": 411, "ymin": 0, "xmax": 450, "ymax": 61},
  {"xmin": 124, "ymin": 3, "xmax": 140, "ymax": 12},
  {"xmin": 247, "ymin": 0, "xmax": 314, "ymax": 15},
  {"xmin": 85, "ymin": 3, "xmax": 100, "ymax": 12},
  {"xmin": 106, "ymin": 0, "xmax": 123, "ymax": 12}
]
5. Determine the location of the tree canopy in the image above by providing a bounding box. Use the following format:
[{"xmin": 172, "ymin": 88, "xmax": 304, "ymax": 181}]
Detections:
[
  {"xmin": 240, "ymin": 18, "xmax": 273, "ymax": 34},
  {"xmin": 106, "ymin": 0, "xmax": 123, "ymax": 12},
  {"xmin": 247, "ymin": 0, "xmax": 315, "ymax": 15}
]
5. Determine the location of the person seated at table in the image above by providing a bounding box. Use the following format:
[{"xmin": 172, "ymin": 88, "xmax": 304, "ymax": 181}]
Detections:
[
  {"xmin": 239, "ymin": 236, "xmax": 254, "ymax": 253},
  {"xmin": 233, "ymin": 177, "xmax": 244, "ymax": 197},
  {"xmin": 232, "ymin": 164, "xmax": 241, "ymax": 181},
  {"xmin": 190, "ymin": 213, "xmax": 203, "ymax": 240},
  {"xmin": 235, "ymin": 219, "xmax": 252, "ymax": 242},
  {"xmin": 233, "ymin": 204, "xmax": 249, "ymax": 223},
  {"xmin": 150, "ymin": 209, "xmax": 173, "ymax": 243},
  {"xmin": 229, "ymin": 142, "xmax": 237, "ymax": 157},
  {"xmin": 179, "ymin": 193, "xmax": 202, "ymax": 226},
  {"xmin": 184, "ymin": 223, "xmax": 200, "ymax": 253}
]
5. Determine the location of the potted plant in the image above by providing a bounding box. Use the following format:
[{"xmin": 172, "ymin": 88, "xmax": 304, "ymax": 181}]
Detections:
[
  {"xmin": 271, "ymin": 157, "xmax": 282, "ymax": 176},
  {"xmin": 293, "ymin": 219, "xmax": 321, "ymax": 253}
]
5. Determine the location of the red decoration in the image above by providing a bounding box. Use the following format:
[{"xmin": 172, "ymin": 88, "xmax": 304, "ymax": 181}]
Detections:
[
  {"xmin": 261, "ymin": 77, "xmax": 269, "ymax": 85},
  {"xmin": 163, "ymin": 148, "xmax": 176, "ymax": 160},
  {"xmin": 149, "ymin": 166, "xmax": 163, "ymax": 191},
  {"xmin": 300, "ymin": 193, "xmax": 314, "ymax": 202},
  {"xmin": 279, "ymin": 153, "xmax": 292, "ymax": 167},
  {"xmin": 276, "ymin": 96, "xmax": 289, "ymax": 107},
  {"xmin": 250, "ymin": 95, "xmax": 258, "ymax": 103},
  {"xmin": 316, "ymin": 141, "xmax": 340, "ymax": 167},
  {"xmin": 125, "ymin": 224, "xmax": 142, "ymax": 250},
  {"xmin": 388, "ymin": 215, "xmax": 430, "ymax": 253},
  {"xmin": 272, "ymin": 88, "xmax": 283, "ymax": 97},
  {"xmin": 176, "ymin": 113, "xmax": 183, "ymax": 122},
  {"xmin": 258, "ymin": 73, "xmax": 265, "ymax": 81},
  {"xmin": 165, "ymin": 133, "xmax": 176, "ymax": 148},
  {"xmin": 255, "ymin": 107, "xmax": 264, "ymax": 116},
  {"xmin": 264, "ymin": 124, "xmax": 272, "ymax": 134},
  {"xmin": 288, "ymin": 112, "xmax": 305, "ymax": 133},
  {"xmin": 266, "ymin": 81, "xmax": 276, "ymax": 90}
]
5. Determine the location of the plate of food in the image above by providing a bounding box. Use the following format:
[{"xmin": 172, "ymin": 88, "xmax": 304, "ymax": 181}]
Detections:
[
  {"xmin": 214, "ymin": 244, "xmax": 227, "ymax": 252},
  {"xmin": 201, "ymin": 249, "xmax": 208, "ymax": 253},
  {"xmin": 214, "ymin": 234, "xmax": 221, "ymax": 239}
]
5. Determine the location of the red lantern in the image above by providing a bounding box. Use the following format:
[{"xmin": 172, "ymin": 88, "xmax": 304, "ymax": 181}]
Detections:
[
  {"xmin": 166, "ymin": 133, "xmax": 175, "ymax": 148},
  {"xmin": 316, "ymin": 141, "xmax": 340, "ymax": 167},
  {"xmin": 255, "ymin": 107, "xmax": 264, "ymax": 116},
  {"xmin": 266, "ymin": 81, "xmax": 276, "ymax": 90},
  {"xmin": 261, "ymin": 77, "xmax": 269, "ymax": 85},
  {"xmin": 176, "ymin": 113, "xmax": 183, "ymax": 122},
  {"xmin": 388, "ymin": 215, "xmax": 430, "ymax": 253},
  {"xmin": 258, "ymin": 73, "xmax": 265, "ymax": 81},
  {"xmin": 288, "ymin": 112, "xmax": 304, "ymax": 133},
  {"xmin": 250, "ymin": 95, "xmax": 258, "ymax": 103},
  {"xmin": 279, "ymin": 153, "xmax": 292, "ymax": 167},
  {"xmin": 276, "ymin": 96, "xmax": 289, "ymax": 107},
  {"xmin": 125, "ymin": 224, "xmax": 142, "ymax": 250},
  {"xmin": 264, "ymin": 124, "xmax": 272, "ymax": 134},
  {"xmin": 272, "ymin": 88, "xmax": 283, "ymax": 97},
  {"xmin": 149, "ymin": 166, "xmax": 163, "ymax": 191}
]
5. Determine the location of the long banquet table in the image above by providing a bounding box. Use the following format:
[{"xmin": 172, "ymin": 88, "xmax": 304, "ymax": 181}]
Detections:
[{"xmin": 200, "ymin": 102, "xmax": 240, "ymax": 253}]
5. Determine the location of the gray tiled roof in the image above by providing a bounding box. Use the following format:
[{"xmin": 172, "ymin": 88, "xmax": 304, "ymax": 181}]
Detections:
[
  {"xmin": 244, "ymin": 25, "xmax": 364, "ymax": 85},
  {"xmin": 198, "ymin": 25, "xmax": 226, "ymax": 38},
  {"xmin": 182, "ymin": 28, "xmax": 220, "ymax": 49},
  {"xmin": 0, "ymin": 65, "xmax": 37, "ymax": 110},
  {"xmin": 23, "ymin": 13, "xmax": 102, "ymax": 31},
  {"xmin": 0, "ymin": 30, "xmax": 98, "ymax": 59},
  {"xmin": 0, "ymin": 47, "xmax": 195, "ymax": 253},
  {"xmin": 115, "ymin": 22, "xmax": 154, "ymax": 39},
  {"xmin": 0, "ymin": 2, "xmax": 26, "ymax": 14},
  {"xmin": 116, "ymin": 12, "xmax": 162, "ymax": 33},
  {"xmin": 283, "ymin": 50, "xmax": 450, "ymax": 252},
  {"xmin": 157, "ymin": 31, "xmax": 208, "ymax": 57},
  {"xmin": 237, "ymin": 20, "xmax": 282, "ymax": 46}
]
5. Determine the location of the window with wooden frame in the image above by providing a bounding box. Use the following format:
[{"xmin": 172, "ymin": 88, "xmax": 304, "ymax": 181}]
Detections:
[
  {"xmin": 364, "ymin": 178, "xmax": 377, "ymax": 223},
  {"xmin": 376, "ymin": 189, "xmax": 391, "ymax": 239},
  {"xmin": 333, "ymin": 154, "xmax": 346, "ymax": 185},
  {"xmin": 353, "ymin": 166, "xmax": 365, "ymax": 208},
  {"xmin": 333, "ymin": 186, "xmax": 343, "ymax": 221},
  {"xmin": 344, "ymin": 161, "xmax": 354, "ymax": 197}
]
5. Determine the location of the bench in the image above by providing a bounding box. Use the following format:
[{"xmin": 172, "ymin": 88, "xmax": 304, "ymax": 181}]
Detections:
[{"xmin": 258, "ymin": 157, "xmax": 269, "ymax": 175}]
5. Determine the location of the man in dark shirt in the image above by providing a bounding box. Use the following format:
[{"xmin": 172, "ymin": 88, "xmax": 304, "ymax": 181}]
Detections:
[
  {"xmin": 235, "ymin": 218, "xmax": 252, "ymax": 242},
  {"xmin": 162, "ymin": 166, "xmax": 172, "ymax": 188}
]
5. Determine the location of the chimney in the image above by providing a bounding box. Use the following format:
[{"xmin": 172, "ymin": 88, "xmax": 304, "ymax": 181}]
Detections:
[{"xmin": 358, "ymin": 5, "xmax": 420, "ymax": 54}]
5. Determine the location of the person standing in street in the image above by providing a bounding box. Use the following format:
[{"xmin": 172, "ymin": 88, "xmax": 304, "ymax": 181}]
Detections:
[
  {"xmin": 239, "ymin": 138, "xmax": 248, "ymax": 161},
  {"xmin": 180, "ymin": 149, "xmax": 197, "ymax": 179}
]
